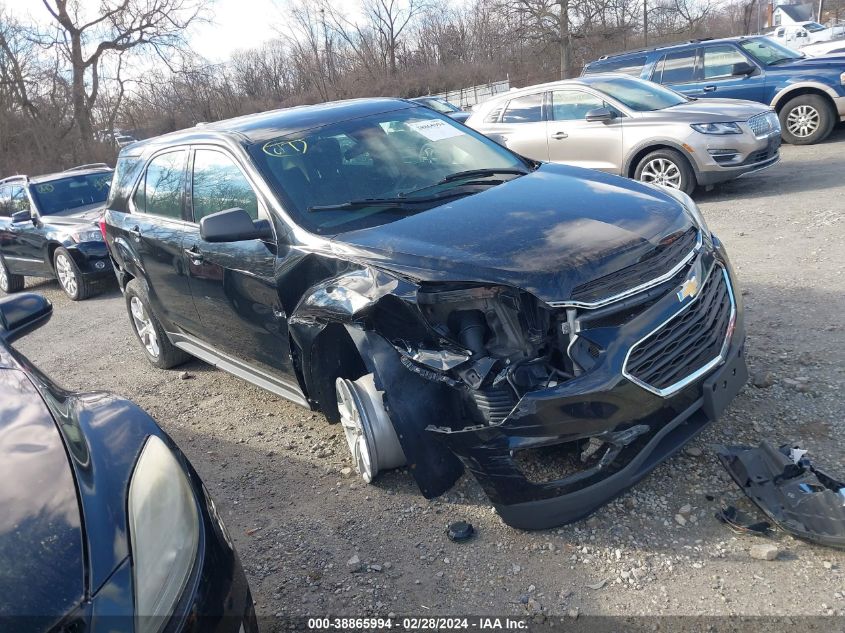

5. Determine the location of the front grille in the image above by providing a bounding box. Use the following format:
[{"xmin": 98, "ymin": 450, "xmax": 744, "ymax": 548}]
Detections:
[
  {"xmin": 748, "ymin": 111, "xmax": 779, "ymax": 138},
  {"xmin": 625, "ymin": 266, "xmax": 733, "ymax": 393},
  {"xmin": 570, "ymin": 227, "xmax": 698, "ymax": 304},
  {"xmin": 742, "ymin": 144, "xmax": 778, "ymax": 166}
]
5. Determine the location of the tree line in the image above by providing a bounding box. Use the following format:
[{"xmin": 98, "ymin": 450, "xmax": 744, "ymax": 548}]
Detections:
[{"xmin": 0, "ymin": 0, "xmax": 834, "ymax": 175}]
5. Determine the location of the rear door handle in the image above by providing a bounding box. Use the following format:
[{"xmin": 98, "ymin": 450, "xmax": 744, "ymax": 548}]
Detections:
[
  {"xmin": 703, "ymin": 85, "xmax": 716, "ymax": 93},
  {"xmin": 551, "ymin": 131, "xmax": 569, "ymax": 140},
  {"xmin": 128, "ymin": 225, "xmax": 141, "ymax": 241},
  {"xmin": 184, "ymin": 246, "xmax": 204, "ymax": 263}
]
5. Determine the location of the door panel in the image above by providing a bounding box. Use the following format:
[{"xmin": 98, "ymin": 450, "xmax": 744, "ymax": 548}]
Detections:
[
  {"xmin": 0, "ymin": 185, "xmax": 50, "ymax": 275},
  {"xmin": 184, "ymin": 148, "xmax": 294, "ymax": 378},
  {"xmin": 484, "ymin": 92, "xmax": 550, "ymax": 161},
  {"xmin": 678, "ymin": 45, "xmax": 764, "ymax": 101},
  {"xmin": 547, "ymin": 90, "xmax": 623, "ymax": 173},
  {"xmin": 128, "ymin": 149, "xmax": 201, "ymax": 331}
]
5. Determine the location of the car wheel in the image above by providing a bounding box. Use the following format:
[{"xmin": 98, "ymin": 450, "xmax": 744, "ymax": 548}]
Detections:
[
  {"xmin": 634, "ymin": 149, "xmax": 696, "ymax": 195},
  {"xmin": 779, "ymin": 95, "xmax": 834, "ymax": 145},
  {"xmin": 0, "ymin": 257, "xmax": 25, "ymax": 294},
  {"xmin": 335, "ymin": 373, "xmax": 406, "ymax": 483},
  {"xmin": 53, "ymin": 247, "xmax": 93, "ymax": 300},
  {"xmin": 124, "ymin": 280, "xmax": 189, "ymax": 369}
]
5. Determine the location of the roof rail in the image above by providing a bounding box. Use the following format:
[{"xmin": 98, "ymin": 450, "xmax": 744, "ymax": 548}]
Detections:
[
  {"xmin": 63, "ymin": 162, "xmax": 111, "ymax": 172},
  {"xmin": 0, "ymin": 175, "xmax": 28, "ymax": 185},
  {"xmin": 595, "ymin": 37, "xmax": 715, "ymax": 61}
]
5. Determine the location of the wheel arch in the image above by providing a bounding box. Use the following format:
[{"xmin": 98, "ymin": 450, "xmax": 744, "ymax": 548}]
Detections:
[
  {"xmin": 771, "ymin": 84, "xmax": 837, "ymax": 113},
  {"xmin": 624, "ymin": 140, "xmax": 699, "ymax": 180}
]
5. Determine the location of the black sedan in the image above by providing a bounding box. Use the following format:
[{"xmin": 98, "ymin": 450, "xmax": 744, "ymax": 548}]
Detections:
[{"xmin": 0, "ymin": 294, "xmax": 257, "ymax": 633}]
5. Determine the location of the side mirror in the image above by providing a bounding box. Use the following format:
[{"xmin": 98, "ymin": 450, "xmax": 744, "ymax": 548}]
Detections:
[
  {"xmin": 199, "ymin": 207, "xmax": 274, "ymax": 243},
  {"xmin": 11, "ymin": 210, "xmax": 32, "ymax": 223},
  {"xmin": 731, "ymin": 61, "xmax": 756, "ymax": 76},
  {"xmin": 585, "ymin": 107, "xmax": 616, "ymax": 123},
  {"xmin": 0, "ymin": 293, "xmax": 52, "ymax": 342}
]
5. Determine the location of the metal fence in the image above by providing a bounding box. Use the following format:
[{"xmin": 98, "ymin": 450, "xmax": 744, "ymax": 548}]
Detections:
[{"xmin": 428, "ymin": 79, "xmax": 511, "ymax": 109}]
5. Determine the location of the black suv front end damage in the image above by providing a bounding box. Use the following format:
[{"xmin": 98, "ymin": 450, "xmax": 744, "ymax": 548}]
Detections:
[{"xmin": 290, "ymin": 227, "xmax": 746, "ymax": 530}]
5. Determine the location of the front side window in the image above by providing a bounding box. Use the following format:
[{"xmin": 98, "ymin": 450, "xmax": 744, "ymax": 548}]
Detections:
[
  {"xmin": 703, "ymin": 45, "xmax": 749, "ymax": 79},
  {"xmin": 587, "ymin": 76, "xmax": 687, "ymax": 111},
  {"xmin": 192, "ymin": 150, "xmax": 259, "ymax": 221},
  {"xmin": 501, "ymin": 94, "xmax": 543, "ymax": 123},
  {"xmin": 551, "ymin": 90, "xmax": 605, "ymax": 120},
  {"xmin": 29, "ymin": 173, "xmax": 110, "ymax": 216},
  {"xmin": 247, "ymin": 106, "xmax": 527, "ymax": 235},
  {"xmin": 8, "ymin": 185, "xmax": 30, "ymax": 214},
  {"xmin": 656, "ymin": 50, "xmax": 698, "ymax": 84},
  {"xmin": 135, "ymin": 151, "xmax": 186, "ymax": 220},
  {"xmin": 0, "ymin": 186, "xmax": 10, "ymax": 217}
]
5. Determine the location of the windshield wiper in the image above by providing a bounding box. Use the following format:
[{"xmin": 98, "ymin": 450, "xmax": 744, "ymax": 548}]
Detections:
[
  {"xmin": 435, "ymin": 168, "xmax": 528, "ymax": 185},
  {"xmin": 308, "ymin": 190, "xmax": 473, "ymax": 212}
]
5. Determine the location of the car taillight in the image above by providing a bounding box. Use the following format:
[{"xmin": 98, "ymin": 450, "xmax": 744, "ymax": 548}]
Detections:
[{"xmin": 99, "ymin": 216, "xmax": 108, "ymax": 242}]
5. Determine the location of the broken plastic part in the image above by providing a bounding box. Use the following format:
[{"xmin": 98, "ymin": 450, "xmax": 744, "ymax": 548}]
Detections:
[
  {"xmin": 400, "ymin": 347, "xmax": 470, "ymax": 372},
  {"xmin": 446, "ymin": 521, "xmax": 475, "ymax": 542},
  {"xmin": 715, "ymin": 505, "xmax": 771, "ymax": 536},
  {"xmin": 717, "ymin": 441, "xmax": 845, "ymax": 549}
]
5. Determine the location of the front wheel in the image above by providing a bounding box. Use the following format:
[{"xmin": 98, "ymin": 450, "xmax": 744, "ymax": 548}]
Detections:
[
  {"xmin": 779, "ymin": 94, "xmax": 834, "ymax": 145},
  {"xmin": 0, "ymin": 257, "xmax": 25, "ymax": 294},
  {"xmin": 54, "ymin": 247, "xmax": 93, "ymax": 300},
  {"xmin": 634, "ymin": 149, "xmax": 696, "ymax": 195}
]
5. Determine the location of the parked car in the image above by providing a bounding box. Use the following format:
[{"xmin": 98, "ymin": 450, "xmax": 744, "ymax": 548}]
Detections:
[
  {"xmin": 411, "ymin": 96, "xmax": 471, "ymax": 122},
  {"xmin": 768, "ymin": 21, "xmax": 843, "ymax": 47},
  {"xmin": 0, "ymin": 164, "xmax": 116, "ymax": 300},
  {"xmin": 0, "ymin": 293, "xmax": 257, "ymax": 633},
  {"xmin": 583, "ymin": 36, "xmax": 845, "ymax": 145},
  {"xmin": 103, "ymin": 98, "xmax": 747, "ymax": 530},
  {"xmin": 800, "ymin": 38, "xmax": 845, "ymax": 57},
  {"xmin": 466, "ymin": 75, "xmax": 780, "ymax": 194}
]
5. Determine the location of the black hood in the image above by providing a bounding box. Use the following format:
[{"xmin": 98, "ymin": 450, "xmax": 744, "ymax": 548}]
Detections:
[
  {"xmin": 336, "ymin": 163, "xmax": 694, "ymax": 304},
  {"xmin": 766, "ymin": 55, "xmax": 845, "ymax": 72},
  {"xmin": 40, "ymin": 203, "xmax": 105, "ymax": 227},
  {"xmin": 0, "ymin": 367, "xmax": 84, "ymax": 625}
]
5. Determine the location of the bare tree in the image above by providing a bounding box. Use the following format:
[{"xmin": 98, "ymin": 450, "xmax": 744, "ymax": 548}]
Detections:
[{"xmin": 41, "ymin": 0, "xmax": 209, "ymax": 152}]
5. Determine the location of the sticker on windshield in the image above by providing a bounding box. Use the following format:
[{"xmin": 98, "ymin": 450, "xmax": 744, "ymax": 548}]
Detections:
[
  {"xmin": 407, "ymin": 119, "xmax": 464, "ymax": 142},
  {"xmin": 262, "ymin": 139, "xmax": 308, "ymax": 157},
  {"xmin": 36, "ymin": 184, "xmax": 54, "ymax": 193}
]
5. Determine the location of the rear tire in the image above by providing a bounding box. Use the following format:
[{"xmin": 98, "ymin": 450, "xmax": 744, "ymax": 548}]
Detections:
[
  {"xmin": 124, "ymin": 279, "xmax": 190, "ymax": 369},
  {"xmin": 54, "ymin": 247, "xmax": 94, "ymax": 300},
  {"xmin": 0, "ymin": 257, "xmax": 25, "ymax": 294},
  {"xmin": 634, "ymin": 148, "xmax": 696, "ymax": 195},
  {"xmin": 779, "ymin": 94, "xmax": 834, "ymax": 145}
]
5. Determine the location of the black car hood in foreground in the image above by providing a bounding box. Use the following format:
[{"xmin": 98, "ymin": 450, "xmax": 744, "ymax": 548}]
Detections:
[
  {"xmin": 337, "ymin": 163, "xmax": 694, "ymax": 304},
  {"xmin": 40, "ymin": 203, "xmax": 106, "ymax": 227},
  {"xmin": 0, "ymin": 366, "xmax": 84, "ymax": 624}
]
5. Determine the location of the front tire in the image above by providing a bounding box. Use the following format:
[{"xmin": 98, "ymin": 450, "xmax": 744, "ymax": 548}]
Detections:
[
  {"xmin": 634, "ymin": 149, "xmax": 696, "ymax": 195},
  {"xmin": 0, "ymin": 257, "xmax": 25, "ymax": 294},
  {"xmin": 779, "ymin": 94, "xmax": 834, "ymax": 145},
  {"xmin": 54, "ymin": 247, "xmax": 93, "ymax": 300},
  {"xmin": 124, "ymin": 279, "xmax": 189, "ymax": 369}
]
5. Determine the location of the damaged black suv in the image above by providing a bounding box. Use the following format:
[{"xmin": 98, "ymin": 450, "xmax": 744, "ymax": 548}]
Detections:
[{"xmin": 103, "ymin": 99, "xmax": 747, "ymax": 529}]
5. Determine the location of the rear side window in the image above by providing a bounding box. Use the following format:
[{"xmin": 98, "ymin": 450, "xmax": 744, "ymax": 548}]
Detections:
[
  {"xmin": 584, "ymin": 56, "xmax": 647, "ymax": 76},
  {"xmin": 133, "ymin": 150, "xmax": 186, "ymax": 220},
  {"xmin": 501, "ymin": 93, "xmax": 543, "ymax": 123},
  {"xmin": 654, "ymin": 50, "xmax": 698, "ymax": 84},
  {"xmin": 703, "ymin": 45, "xmax": 748, "ymax": 79},
  {"xmin": 191, "ymin": 149, "xmax": 259, "ymax": 221}
]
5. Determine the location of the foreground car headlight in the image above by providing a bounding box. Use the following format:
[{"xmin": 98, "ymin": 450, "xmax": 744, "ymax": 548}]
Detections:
[
  {"xmin": 690, "ymin": 122, "xmax": 742, "ymax": 135},
  {"xmin": 71, "ymin": 228, "xmax": 104, "ymax": 243},
  {"xmin": 128, "ymin": 435, "xmax": 199, "ymax": 632}
]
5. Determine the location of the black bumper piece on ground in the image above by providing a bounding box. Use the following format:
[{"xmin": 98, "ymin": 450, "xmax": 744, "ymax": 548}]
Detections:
[{"xmin": 438, "ymin": 331, "xmax": 747, "ymax": 531}]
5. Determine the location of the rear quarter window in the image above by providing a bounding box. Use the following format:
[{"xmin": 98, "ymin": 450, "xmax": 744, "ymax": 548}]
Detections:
[
  {"xmin": 584, "ymin": 56, "xmax": 648, "ymax": 76},
  {"xmin": 108, "ymin": 155, "xmax": 145, "ymax": 212}
]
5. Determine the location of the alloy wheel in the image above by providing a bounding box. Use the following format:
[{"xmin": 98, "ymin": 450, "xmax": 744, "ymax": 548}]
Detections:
[
  {"xmin": 130, "ymin": 296, "xmax": 160, "ymax": 359},
  {"xmin": 0, "ymin": 261, "xmax": 8, "ymax": 292},
  {"xmin": 639, "ymin": 158, "xmax": 682, "ymax": 189},
  {"xmin": 55, "ymin": 253, "xmax": 78, "ymax": 297},
  {"xmin": 786, "ymin": 105, "xmax": 820, "ymax": 138}
]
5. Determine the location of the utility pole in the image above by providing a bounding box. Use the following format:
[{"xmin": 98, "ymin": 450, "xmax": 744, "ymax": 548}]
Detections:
[
  {"xmin": 644, "ymin": 0, "xmax": 649, "ymax": 46},
  {"xmin": 818, "ymin": 0, "xmax": 825, "ymax": 22},
  {"xmin": 559, "ymin": 0, "xmax": 570, "ymax": 79}
]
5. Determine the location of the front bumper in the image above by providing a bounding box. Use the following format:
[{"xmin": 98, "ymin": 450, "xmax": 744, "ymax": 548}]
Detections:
[
  {"xmin": 835, "ymin": 94, "xmax": 845, "ymax": 122},
  {"xmin": 429, "ymin": 246, "xmax": 747, "ymax": 530},
  {"xmin": 68, "ymin": 242, "xmax": 114, "ymax": 281},
  {"xmin": 694, "ymin": 132, "xmax": 782, "ymax": 186}
]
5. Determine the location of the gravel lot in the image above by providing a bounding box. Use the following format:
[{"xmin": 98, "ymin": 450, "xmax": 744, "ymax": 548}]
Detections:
[{"xmin": 10, "ymin": 127, "xmax": 845, "ymax": 626}]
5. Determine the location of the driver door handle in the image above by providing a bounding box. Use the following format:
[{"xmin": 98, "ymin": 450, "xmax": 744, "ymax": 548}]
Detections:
[
  {"xmin": 551, "ymin": 131, "xmax": 568, "ymax": 140},
  {"xmin": 184, "ymin": 246, "xmax": 204, "ymax": 263},
  {"xmin": 703, "ymin": 85, "xmax": 716, "ymax": 93}
]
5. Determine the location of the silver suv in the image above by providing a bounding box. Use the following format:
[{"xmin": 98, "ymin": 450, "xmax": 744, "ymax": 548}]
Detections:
[{"xmin": 466, "ymin": 75, "xmax": 781, "ymax": 194}]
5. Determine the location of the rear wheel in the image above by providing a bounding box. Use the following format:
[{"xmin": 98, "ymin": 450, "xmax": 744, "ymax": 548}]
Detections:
[
  {"xmin": 124, "ymin": 280, "xmax": 189, "ymax": 369},
  {"xmin": 634, "ymin": 149, "xmax": 696, "ymax": 195},
  {"xmin": 0, "ymin": 257, "xmax": 25, "ymax": 293},
  {"xmin": 335, "ymin": 373, "xmax": 406, "ymax": 483},
  {"xmin": 779, "ymin": 94, "xmax": 834, "ymax": 145},
  {"xmin": 54, "ymin": 247, "xmax": 93, "ymax": 300}
]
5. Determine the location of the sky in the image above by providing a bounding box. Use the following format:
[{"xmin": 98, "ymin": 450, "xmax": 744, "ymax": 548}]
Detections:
[{"xmin": 2, "ymin": 0, "xmax": 290, "ymax": 63}]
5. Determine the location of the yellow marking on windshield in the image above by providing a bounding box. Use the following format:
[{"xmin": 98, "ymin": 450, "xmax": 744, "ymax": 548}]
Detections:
[{"xmin": 262, "ymin": 139, "xmax": 308, "ymax": 157}]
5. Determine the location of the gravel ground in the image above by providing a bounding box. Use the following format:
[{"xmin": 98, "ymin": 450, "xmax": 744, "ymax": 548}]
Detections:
[{"xmin": 9, "ymin": 127, "xmax": 845, "ymax": 625}]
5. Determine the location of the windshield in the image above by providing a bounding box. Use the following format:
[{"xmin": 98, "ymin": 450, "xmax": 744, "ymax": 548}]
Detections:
[
  {"xmin": 740, "ymin": 37, "xmax": 802, "ymax": 64},
  {"xmin": 29, "ymin": 172, "xmax": 112, "ymax": 215},
  {"xmin": 587, "ymin": 76, "xmax": 687, "ymax": 111},
  {"xmin": 247, "ymin": 107, "xmax": 528, "ymax": 234},
  {"xmin": 804, "ymin": 22, "xmax": 826, "ymax": 32}
]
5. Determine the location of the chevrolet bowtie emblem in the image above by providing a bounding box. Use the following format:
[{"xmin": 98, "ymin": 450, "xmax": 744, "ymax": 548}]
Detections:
[{"xmin": 677, "ymin": 276, "xmax": 699, "ymax": 302}]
